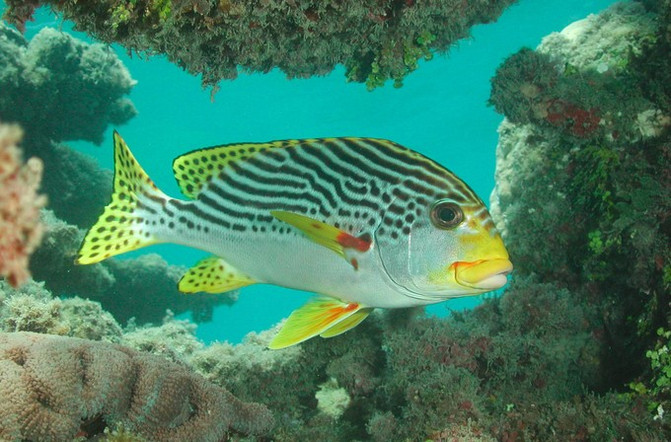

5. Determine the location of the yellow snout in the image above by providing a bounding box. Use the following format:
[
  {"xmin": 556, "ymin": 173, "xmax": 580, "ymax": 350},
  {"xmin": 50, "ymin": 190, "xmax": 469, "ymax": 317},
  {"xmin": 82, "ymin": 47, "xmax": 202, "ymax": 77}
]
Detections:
[{"xmin": 451, "ymin": 258, "xmax": 513, "ymax": 290}]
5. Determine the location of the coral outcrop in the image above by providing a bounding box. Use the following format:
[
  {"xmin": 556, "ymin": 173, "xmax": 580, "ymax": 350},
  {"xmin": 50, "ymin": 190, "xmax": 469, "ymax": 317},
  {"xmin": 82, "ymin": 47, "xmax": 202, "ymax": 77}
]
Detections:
[
  {"xmin": 489, "ymin": 0, "xmax": 670, "ymax": 376},
  {"xmin": 0, "ymin": 270, "xmax": 659, "ymax": 440},
  {"xmin": 0, "ymin": 331, "xmax": 274, "ymax": 441},
  {"xmin": 489, "ymin": 3, "xmax": 667, "ymax": 142},
  {"xmin": 0, "ymin": 22, "xmax": 136, "ymax": 145},
  {"xmin": 184, "ymin": 278, "xmax": 654, "ymax": 440},
  {"xmin": 0, "ymin": 123, "xmax": 45, "ymax": 288},
  {"xmin": 489, "ymin": 0, "xmax": 670, "ymax": 433},
  {"xmin": 3, "ymin": 0, "xmax": 516, "ymax": 90}
]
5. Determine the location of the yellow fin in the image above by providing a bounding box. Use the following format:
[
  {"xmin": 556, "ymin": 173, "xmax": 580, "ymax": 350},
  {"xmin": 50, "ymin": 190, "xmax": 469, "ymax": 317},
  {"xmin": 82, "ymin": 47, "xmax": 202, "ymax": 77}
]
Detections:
[
  {"xmin": 172, "ymin": 140, "xmax": 303, "ymax": 199},
  {"xmin": 76, "ymin": 131, "xmax": 163, "ymax": 265},
  {"xmin": 269, "ymin": 298, "xmax": 365, "ymax": 349},
  {"xmin": 178, "ymin": 255, "xmax": 256, "ymax": 294},
  {"xmin": 320, "ymin": 308, "xmax": 373, "ymax": 338},
  {"xmin": 270, "ymin": 211, "xmax": 372, "ymax": 260}
]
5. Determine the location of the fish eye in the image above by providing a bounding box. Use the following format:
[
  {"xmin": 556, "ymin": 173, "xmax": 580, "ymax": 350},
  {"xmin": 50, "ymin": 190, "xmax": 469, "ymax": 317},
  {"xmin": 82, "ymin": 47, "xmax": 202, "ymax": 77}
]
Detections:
[{"xmin": 430, "ymin": 201, "xmax": 463, "ymax": 229}]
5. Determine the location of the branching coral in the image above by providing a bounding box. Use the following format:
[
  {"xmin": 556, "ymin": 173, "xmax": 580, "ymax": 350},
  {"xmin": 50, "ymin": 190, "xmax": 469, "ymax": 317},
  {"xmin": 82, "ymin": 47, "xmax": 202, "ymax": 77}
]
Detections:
[
  {"xmin": 0, "ymin": 331, "xmax": 274, "ymax": 441},
  {"xmin": 0, "ymin": 123, "xmax": 45, "ymax": 288},
  {"xmin": 3, "ymin": 0, "xmax": 516, "ymax": 89}
]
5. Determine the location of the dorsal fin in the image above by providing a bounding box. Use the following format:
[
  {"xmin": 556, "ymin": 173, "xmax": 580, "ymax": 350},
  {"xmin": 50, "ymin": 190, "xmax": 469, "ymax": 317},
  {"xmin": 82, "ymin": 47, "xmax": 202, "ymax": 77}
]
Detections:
[
  {"xmin": 172, "ymin": 139, "xmax": 301, "ymax": 199},
  {"xmin": 171, "ymin": 137, "xmax": 410, "ymax": 200}
]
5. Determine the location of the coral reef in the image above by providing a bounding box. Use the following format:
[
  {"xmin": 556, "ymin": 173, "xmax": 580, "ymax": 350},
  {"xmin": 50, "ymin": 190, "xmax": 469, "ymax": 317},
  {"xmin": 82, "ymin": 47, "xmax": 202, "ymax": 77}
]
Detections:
[
  {"xmin": 0, "ymin": 331, "xmax": 274, "ymax": 441},
  {"xmin": 0, "ymin": 2, "xmax": 669, "ymax": 441},
  {"xmin": 0, "ymin": 272, "xmax": 660, "ymax": 440},
  {"xmin": 0, "ymin": 22, "xmax": 136, "ymax": 145},
  {"xmin": 489, "ymin": 3, "xmax": 666, "ymax": 141},
  {"xmin": 181, "ymin": 278, "xmax": 656, "ymax": 440},
  {"xmin": 0, "ymin": 123, "xmax": 45, "ymax": 287},
  {"xmin": 167, "ymin": 2, "xmax": 667, "ymax": 439},
  {"xmin": 489, "ymin": 0, "xmax": 670, "ymax": 382},
  {"xmin": 488, "ymin": 0, "xmax": 671, "ymax": 434},
  {"xmin": 3, "ymin": 0, "xmax": 516, "ymax": 90},
  {"xmin": 0, "ymin": 279, "xmax": 123, "ymax": 341},
  {"xmin": 0, "ymin": 20, "xmax": 127, "ymax": 226}
]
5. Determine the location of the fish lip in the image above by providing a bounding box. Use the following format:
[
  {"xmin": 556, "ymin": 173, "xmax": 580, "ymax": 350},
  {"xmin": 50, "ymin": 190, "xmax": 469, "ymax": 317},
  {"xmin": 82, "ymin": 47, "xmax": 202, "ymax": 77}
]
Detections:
[{"xmin": 452, "ymin": 258, "xmax": 513, "ymax": 290}]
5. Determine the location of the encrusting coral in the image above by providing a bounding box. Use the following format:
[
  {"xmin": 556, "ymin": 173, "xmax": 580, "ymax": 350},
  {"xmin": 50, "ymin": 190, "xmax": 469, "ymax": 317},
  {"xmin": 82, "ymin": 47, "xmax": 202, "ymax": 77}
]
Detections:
[
  {"xmin": 0, "ymin": 273, "xmax": 660, "ymax": 440},
  {"xmin": 0, "ymin": 331, "xmax": 274, "ymax": 441},
  {"xmin": 489, "ymin": 0, "xmax": 670, "ymax": 384},
  {"xmin": 0, "ymin": 279, "xmax": 123, "ymax": 342},
  {"xmin": 488, "ymin": 0, "xmax": 670, "ymax": 432},
  {"xmin": 0, "ymin": 123, "xmax": 45, "ymax": 288},
  {"xmin": 3, "ymin": 0, "xmax": 516, "ymax": 90},
  {"xmin": 489, "ymin": 3, "xmax": 665, "ymax": 141}
]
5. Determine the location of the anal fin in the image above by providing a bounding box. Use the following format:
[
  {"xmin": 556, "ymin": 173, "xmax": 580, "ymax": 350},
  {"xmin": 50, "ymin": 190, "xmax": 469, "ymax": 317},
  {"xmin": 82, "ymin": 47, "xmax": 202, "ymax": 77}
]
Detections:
[
  {"xmin": 320, "ymin": 308, "xmax": 373, "ymax": 338},
  {"xmin": 268, "ymin": 297, "xmax": 369, "ymax": 349},
  {"xmin": 178, "ymin": 255, "xmax": 255, "ymax": 294}
]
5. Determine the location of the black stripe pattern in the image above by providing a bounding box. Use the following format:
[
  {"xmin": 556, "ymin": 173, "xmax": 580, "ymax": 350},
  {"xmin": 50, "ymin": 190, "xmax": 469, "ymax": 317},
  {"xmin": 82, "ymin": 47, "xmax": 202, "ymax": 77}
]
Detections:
[{"xmin": 160, "ymin": 138, "xmax": 494, "ymax": 241}]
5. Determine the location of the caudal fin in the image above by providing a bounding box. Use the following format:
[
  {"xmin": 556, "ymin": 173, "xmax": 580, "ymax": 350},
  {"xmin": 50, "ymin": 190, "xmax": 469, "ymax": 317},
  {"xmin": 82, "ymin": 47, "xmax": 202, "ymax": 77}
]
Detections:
[{"xmin": 76, "ymin": 131, "xmax": 165, "ymax": 265}]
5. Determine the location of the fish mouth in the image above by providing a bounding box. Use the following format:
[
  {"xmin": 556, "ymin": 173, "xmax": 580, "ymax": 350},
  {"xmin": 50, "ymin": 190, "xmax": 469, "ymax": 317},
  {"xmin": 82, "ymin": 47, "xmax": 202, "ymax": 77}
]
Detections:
[{"xmin": 452, "ymin": 258, "xmax": 513, "ymax": 290}]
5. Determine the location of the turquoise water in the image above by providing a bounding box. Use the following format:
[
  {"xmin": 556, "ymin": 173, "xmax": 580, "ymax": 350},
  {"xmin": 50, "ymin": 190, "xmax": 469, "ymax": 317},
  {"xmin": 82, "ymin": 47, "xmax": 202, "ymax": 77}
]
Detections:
[{"xmin": 12, "ymin": 0, "xmax": 616, "ymax": 343}]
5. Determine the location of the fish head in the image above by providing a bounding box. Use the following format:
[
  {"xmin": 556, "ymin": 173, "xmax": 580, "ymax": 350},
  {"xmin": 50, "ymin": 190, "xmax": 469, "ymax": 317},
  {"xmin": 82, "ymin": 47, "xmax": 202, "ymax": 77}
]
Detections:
[{"xmin": 376, "ymin": 194, "xmax": 512, "ymax": 302}]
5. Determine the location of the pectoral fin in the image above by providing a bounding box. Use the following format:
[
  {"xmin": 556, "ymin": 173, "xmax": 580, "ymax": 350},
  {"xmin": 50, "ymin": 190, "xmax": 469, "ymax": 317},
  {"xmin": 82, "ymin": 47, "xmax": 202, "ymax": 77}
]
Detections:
[
  {"xmin": 178, "ymin": 255, "xmax": 256, "ymax": 294},
  {"xmin": 269, "ymin": 297, "xmax": 370, "ymax": 349},
  {"xmin": 270, "ymin": 210, "xmax": 372, "ymax": 260}
]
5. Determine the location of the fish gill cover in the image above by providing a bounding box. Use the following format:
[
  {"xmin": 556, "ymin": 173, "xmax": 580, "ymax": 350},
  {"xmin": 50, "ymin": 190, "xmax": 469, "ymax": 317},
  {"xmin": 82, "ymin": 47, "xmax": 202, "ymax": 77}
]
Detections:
[{"xmin": 0, "ymin": 0, "xmax": 669, "ymax": 441}]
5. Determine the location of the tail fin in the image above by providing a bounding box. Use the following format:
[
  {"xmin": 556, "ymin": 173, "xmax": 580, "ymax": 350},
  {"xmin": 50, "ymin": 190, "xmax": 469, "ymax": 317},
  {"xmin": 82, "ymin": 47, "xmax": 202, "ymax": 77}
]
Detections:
[{"xmin": 76, "ymin": 131, "xmax": 165, "ymax": 265}]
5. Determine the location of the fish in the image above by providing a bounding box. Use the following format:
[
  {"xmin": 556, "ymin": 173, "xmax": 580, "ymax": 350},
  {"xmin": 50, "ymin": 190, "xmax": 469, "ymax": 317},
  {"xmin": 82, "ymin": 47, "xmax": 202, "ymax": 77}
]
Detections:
[{"xmin": 76, "ymin": 131, "xmax": 512, "ymax": 349}]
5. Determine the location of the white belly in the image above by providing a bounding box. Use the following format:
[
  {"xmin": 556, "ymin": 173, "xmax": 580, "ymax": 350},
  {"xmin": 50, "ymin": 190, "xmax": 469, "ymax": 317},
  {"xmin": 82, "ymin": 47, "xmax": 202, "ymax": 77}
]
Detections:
[{"xmin": 167, "ymin": 224, "xmax": 427, "ymax": 309}]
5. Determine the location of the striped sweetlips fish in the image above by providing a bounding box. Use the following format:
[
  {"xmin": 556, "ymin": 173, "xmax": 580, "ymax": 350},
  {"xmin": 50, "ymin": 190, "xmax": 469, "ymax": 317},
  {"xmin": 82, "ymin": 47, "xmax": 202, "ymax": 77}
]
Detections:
[{"xmin": 77, "ymin": 132, "xmax": 512, "ymax": 348}]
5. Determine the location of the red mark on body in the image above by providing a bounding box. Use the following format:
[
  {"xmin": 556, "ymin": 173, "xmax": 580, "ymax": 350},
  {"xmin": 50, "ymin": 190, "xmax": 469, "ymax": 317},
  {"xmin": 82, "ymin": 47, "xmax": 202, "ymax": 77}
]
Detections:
[{"xmin": 336, "ymin": 232, "xmax": 372, "ymax": 252}]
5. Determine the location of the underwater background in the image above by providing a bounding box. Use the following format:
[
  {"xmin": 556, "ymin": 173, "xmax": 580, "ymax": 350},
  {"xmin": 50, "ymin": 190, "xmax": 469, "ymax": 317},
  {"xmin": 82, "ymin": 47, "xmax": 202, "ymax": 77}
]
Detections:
[
  {"xmin": 0, "ymin": 0, "xmax": 670, "ymax": 441},
  {"xmin": 7, "ymin": 0, "xmax": 616, "ymax": 344}
]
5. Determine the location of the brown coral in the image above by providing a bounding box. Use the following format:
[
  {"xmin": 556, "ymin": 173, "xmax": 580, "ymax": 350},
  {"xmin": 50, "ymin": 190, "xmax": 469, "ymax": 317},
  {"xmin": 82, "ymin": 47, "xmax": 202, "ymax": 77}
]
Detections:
[
  {"xmin": 0, "ymin": 124, "xmax": 46, "ymax": 288},
  {"xmin": 0, "ymin": 332, "xmax": 274, "ymax": 441},
  {"xmin": 3, "ymin": 0, "xmax": 516, "ymax": 89}
]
